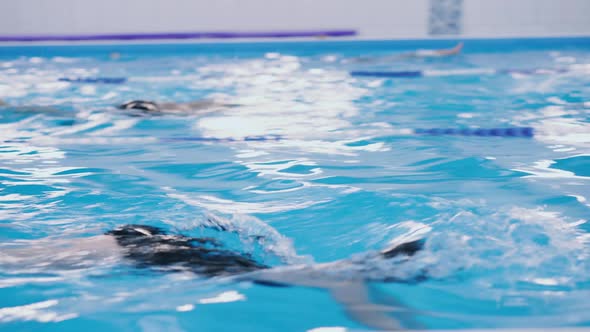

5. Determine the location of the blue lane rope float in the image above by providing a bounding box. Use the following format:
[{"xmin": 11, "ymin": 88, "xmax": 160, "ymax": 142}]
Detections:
[
  {"xmin": 413, "ymin": 127, "xmax": 534, "ymax": 137},
  {"xmin": 3, "ymin": 135, "xmax": 285, "ymax": 145},
  {"xmin": 163, "ymin": 135, "xmax": 284, "ymax": 143},
  {"xmin": 58, "ymin": 77, "xmax": 127, "ymax": 84},
  {"xmin": 162, "ymin": 127, "xmax": 535, "ymax": 142},
  {"xmin": 3, "ymin": 127, "xmax": 535, "ymax": 146},
  {"xmin": 350, "ymin": 67, "xmax": 569, "ymax": 79},
  {"xmin": 351, "ymin": 70, "xmax": 423, "ymax": 78},
  {"xmin": 57, "ymin": 67, "xmax": 571, "ymax": 85}
]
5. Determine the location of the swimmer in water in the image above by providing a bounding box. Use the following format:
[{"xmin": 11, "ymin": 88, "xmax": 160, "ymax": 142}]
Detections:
[
  {"xmin": 1, "ymin": 223, "xmax": 427, "ymax": 330},
  {"xmin": 117, "ymin": 99, "xmax": 240, "ymax": 116},
  {"xmin": 0, "ymin": 98, "xmax": 238, "ymax": 117},
  {"xmin": 348, "ymin": 42, "xmax": 464, "ymax": 63},
  {"xmin": 409, "ymin": 42, "xmax": 464, "ymax": 58}
]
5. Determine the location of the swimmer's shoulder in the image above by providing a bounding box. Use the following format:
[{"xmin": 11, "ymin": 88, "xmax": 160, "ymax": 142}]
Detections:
[{"xmin": 413, "ymin": 49, "xmax": 441, "ymax": 57}]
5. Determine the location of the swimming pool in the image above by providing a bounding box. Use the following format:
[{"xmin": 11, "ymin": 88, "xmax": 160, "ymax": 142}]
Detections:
[{"xmin": 0, "ymin": 38, "xmax": 589, "ymax": 331}]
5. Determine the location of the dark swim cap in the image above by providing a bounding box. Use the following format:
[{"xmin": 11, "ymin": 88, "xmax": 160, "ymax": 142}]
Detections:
[
  {"xmin": 106, "ymin": 224, "xmax": 268, "ymax": 276},
  {"xmin": 118, "ymin": 100, "xmax": 160, "ymax": 112}
]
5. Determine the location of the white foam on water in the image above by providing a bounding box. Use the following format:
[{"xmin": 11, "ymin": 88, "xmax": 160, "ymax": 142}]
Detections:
[{"xmin": 0, "ymin": 300, "xmax": 78, "ymax": 323}]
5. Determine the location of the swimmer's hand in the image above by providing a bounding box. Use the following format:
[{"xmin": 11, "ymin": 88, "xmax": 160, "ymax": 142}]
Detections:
[
  {"xmin": 434, "ymin": 42, "xmax": 463, "ymax": 56},
  {"xmin": 412, "ymin": 42, "xmax": 464, "ymax": 58}
]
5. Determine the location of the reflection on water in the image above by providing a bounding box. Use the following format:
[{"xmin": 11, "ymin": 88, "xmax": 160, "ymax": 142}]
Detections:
[{"xmin": 0, "ymin": 45, "xmax": 590, "ymax": 330}]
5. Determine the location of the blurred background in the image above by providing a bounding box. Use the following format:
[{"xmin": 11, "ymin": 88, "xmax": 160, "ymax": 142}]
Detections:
[{"xmin": 0, "ymin": 0, "xmax": 589, "ymax": 42}]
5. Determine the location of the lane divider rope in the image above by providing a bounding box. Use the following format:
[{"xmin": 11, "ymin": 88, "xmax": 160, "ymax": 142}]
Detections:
[{"xmin": 2, "ymin": 127, "xmax": 536, "ymax": 146}]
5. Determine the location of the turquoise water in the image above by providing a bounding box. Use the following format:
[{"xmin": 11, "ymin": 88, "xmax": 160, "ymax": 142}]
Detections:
[{"xmin": 0, "ymin": 39, "xmax": 590, "ymax": 331}]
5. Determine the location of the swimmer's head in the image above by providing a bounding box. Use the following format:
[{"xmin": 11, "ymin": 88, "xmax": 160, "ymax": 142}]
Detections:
[
  {"xmin": 0, "ymin": 99, "xmax": 6, "ymax": 106},
  {"xmin": 118, "ymin": 100, "xmax": 160, "ymax": 112}
]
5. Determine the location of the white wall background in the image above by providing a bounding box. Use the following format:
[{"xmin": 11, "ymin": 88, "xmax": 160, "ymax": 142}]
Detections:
[
  {"xmin": 0, "ymin": 0, "xmax": 589, "ymax": 40},
  {"xmin": 463, "ymin": 0, "xmax": 590, "ymax": 37},
  {"xmin": 0, "ymin": 0, "xmax": 429, "ymax": 39}
]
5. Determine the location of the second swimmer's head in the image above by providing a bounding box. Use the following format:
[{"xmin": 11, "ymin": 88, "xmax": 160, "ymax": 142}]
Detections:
[{"xmin": 118, "ymin": 100, "xmax": 160, "ymax": 112}]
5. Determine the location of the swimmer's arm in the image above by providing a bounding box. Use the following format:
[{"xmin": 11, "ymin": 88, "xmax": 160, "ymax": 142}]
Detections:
[
  {"xmin": 249, "ymin": 269, "xmax": 405, "ymax": 331},
  {"xmin": 248, "ymin": 238, "xmax": 425, "ymax": 287},
  {"xmin": 157, "ymin": 100, "xmax": 213, "ymax": 112},
  {"xmin": 433, "ymin": 42, "xmax": 464, "ymax": 56},
  {"xmin": 348, "ymin": 53, "xmax": 407, "ymax": 63},
  {"xmin": 0, "ymin": 235, "xmax": 122, "ymax": 269},
  {"xmin": 184, "ymin": 100, "xmax": 242, "ymax": 109},
  {"xmin": 403, "ymin": 42, "xmax": 464, "ymax": 58},
  {"xmin": 247, "ymin": 264, "xmax": 410, "ymax": 330},
  {"xmin": 157, "ymin": 100, "xmax": 240, "ymax": 113},
  {"xmin": 330, "ymin": 281, "xmax": 404, "ymax": 330}
]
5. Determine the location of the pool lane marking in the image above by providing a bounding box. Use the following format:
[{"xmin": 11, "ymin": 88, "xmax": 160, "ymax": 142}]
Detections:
[
  {"xmin": 58, "ymin": 77, "xmax": 127, "ymax": 84},
  {"xmin": 5, "ymin": 127, "xmax": 535, "ymax": 146},
  {"xmin": 55, "ymin": 66, "xmax": 575, "ymax": 85},
  {"xmin": 351, "ymin": 67, "xmax": 571, "ymax": 78},
  {"xmin": 122, "ymin": 127, "xmax": 536, "ymax": 143},
  {"xmin": 413, "ymin": 127, "xmax": 534, "ymax": 138},
  {"xmin": 0, "ymin": 30, "xmax": 357, "ymax": 42},
  {"xmin": 162, "ymin": 127, "xmax": 535, "ymax": 141}
]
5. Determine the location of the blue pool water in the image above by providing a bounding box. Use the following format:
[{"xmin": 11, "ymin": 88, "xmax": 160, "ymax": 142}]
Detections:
[{"xmin": 0, "ymin": 39, "xmax": 589, "ymax": 331}]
